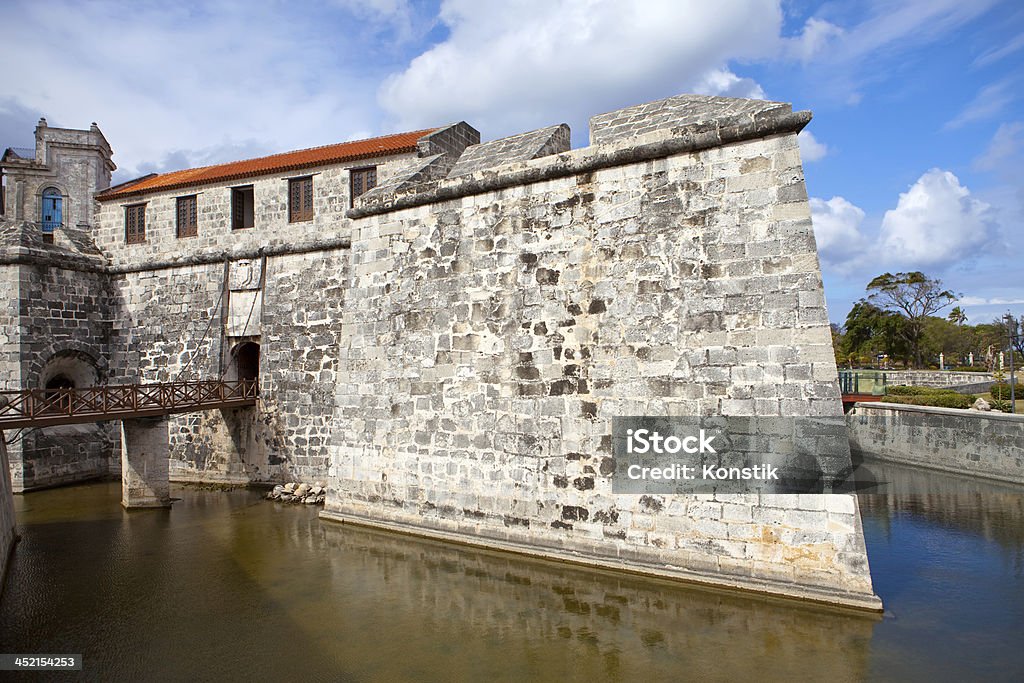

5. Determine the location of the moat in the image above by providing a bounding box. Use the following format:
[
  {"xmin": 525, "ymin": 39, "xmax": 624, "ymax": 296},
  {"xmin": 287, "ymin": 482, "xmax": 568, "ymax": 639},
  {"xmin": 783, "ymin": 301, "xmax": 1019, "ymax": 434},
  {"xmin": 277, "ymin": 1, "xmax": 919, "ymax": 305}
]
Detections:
[{"xmin": 1, "ymin": 464, "xmax": 1022, "ymax": 681}]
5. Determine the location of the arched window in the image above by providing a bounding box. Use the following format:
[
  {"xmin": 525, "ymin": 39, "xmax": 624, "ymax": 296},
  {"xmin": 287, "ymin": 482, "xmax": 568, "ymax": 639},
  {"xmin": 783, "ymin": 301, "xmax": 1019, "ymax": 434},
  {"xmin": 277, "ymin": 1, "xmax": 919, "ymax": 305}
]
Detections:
[{"xmin": 41, "ymin": 187, "xmax": 62, "ymax": 243}]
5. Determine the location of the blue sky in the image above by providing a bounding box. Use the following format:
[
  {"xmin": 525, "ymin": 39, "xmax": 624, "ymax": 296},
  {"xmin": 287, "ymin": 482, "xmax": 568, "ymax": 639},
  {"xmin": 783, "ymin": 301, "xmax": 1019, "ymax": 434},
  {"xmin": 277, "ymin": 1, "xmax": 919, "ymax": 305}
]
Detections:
[{"xmin": 1, "ymin": 0, "xmax": 1021, "ymax": 326}]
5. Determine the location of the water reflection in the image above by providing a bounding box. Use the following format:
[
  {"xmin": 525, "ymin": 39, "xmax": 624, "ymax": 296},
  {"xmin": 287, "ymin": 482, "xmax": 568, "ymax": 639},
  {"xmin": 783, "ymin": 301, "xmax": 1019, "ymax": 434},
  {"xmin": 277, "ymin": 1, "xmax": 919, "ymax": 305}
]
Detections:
[
  {"xmin": 857, "ymin": 461, "xmax": 1024, "ymax": 682},
  {"xmin": 858, "ymin": 460, "xmax": 1024, "ymax": 561},
  {"xmin": 0, "ymin": 482, "xmax": 877, "ymax": 681}
]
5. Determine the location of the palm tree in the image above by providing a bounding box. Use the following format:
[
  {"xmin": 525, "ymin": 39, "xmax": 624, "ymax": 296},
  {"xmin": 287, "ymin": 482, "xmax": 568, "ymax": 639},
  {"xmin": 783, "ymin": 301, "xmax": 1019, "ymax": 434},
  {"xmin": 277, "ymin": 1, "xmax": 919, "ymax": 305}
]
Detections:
[{"xmin": 948, "ymin": 306, "xmax": 967, "ymax": 326}]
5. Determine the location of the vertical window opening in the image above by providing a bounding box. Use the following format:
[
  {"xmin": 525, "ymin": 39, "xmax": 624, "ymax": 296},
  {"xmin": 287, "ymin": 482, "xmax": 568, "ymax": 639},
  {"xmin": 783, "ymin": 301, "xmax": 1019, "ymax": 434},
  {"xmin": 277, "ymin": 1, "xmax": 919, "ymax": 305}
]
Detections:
[{"xmin": 231, "ymin": 186, "xmax": 254, "ymax": 230}]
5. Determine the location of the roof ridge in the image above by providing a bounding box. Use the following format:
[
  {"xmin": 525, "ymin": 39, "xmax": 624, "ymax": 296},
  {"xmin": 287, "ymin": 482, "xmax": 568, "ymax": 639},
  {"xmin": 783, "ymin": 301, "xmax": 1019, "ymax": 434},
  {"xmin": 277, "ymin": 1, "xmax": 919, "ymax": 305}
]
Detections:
[
  {"xmin": 155, "ymin": 128, "xmax": 439, "ymax": 178},
  {"xmin": 96, "ymin": 126, "xmax": 438, "ymax": 201}
]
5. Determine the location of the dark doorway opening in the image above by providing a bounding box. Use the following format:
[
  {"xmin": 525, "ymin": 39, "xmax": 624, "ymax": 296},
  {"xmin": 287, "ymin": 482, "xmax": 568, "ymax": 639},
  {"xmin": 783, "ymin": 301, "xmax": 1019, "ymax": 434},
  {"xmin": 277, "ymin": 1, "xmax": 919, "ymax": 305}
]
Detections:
[
  {"xmin": 233, "ymin": 342, "xmax": 260, "ymax": 384},
  {"xmin": 44, "ymin": 374, "xmax": 74, "ymax": 413}
]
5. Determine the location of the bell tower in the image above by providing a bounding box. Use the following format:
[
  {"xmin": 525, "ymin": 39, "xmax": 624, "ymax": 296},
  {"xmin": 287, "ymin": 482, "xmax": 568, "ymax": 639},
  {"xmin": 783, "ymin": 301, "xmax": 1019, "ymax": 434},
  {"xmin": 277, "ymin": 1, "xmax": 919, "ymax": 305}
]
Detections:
[{"xmin": 1, "ymin": 118, "xmax": 115, "ymax": 243}]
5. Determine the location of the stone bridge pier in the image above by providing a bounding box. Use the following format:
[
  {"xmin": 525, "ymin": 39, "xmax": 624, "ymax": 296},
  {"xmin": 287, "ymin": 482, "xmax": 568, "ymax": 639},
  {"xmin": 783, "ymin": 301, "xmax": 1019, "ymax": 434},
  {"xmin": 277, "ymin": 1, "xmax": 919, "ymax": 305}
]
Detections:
[{"xmin": 120, "ymin": 418, "xmax": 171, "ymax": 509}]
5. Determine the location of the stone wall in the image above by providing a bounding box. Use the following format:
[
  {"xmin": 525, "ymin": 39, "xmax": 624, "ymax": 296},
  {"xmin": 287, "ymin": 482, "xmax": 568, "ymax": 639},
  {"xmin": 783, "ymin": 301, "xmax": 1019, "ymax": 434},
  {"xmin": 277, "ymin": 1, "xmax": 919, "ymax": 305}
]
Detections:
[
  {"xmin": 848, "ymin": 402, "xmax": 1024, "ymax": 485},
  {"xmin": 882, "ymin": 370, "xmax": 995, "ymax": 388},
  {"xmin": 0, "ymin": 265, "xmax": 19, "ymax": 392},
  {"xmin": 323, "ymin": 95, "xmax": 880, "ymax": 610},
  {"xmin": 106, "ymin": 248, "xmax": 352, "ymax": 485},
  {"xmin": 8, "ymin": 263, "xmax": 118, "ymax": 491}
]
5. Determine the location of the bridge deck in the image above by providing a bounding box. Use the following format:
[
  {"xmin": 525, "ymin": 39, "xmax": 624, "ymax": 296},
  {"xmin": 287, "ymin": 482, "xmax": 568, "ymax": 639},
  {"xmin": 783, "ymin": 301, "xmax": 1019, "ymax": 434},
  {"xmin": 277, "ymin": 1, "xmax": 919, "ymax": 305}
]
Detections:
[{"xmin": 0, "ymin": 379, "xmax": 258, "ymax": 430}]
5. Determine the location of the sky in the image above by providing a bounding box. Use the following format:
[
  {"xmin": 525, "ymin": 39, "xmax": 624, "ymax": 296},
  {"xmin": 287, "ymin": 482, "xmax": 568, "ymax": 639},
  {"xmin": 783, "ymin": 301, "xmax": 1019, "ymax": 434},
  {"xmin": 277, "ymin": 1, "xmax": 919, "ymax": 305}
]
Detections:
[{"xmin": 1, "ymin": 0, "xmax": 1021, "ymax": 326}]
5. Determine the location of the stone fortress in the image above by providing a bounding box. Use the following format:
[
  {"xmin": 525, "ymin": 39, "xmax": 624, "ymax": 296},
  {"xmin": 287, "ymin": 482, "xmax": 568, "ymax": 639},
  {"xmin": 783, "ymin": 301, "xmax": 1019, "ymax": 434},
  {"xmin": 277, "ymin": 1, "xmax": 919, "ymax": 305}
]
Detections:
[{"xmin": 0, "ymin": 94, "xmax": 881, "ymax": 610}]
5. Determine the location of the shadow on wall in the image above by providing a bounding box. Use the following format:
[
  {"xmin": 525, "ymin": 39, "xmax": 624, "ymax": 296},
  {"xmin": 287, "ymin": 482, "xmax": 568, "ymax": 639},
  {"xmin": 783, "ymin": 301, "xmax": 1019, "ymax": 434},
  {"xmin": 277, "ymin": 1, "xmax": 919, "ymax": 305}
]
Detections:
[
  {"xmin": 170, "ymin": 340, "xmax": 291, "ymax": 485},
  {"xmin": 12, "ymin": 350, "xmax": 119, "ymax": 492}
]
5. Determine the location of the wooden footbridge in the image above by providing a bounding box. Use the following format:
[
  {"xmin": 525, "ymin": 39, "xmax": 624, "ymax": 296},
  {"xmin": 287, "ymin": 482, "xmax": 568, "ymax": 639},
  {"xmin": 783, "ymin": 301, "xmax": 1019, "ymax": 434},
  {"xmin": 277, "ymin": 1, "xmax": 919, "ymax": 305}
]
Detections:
[{"xmin": 0, "ymin": 379, "xmax": 258, "ymax": 430}]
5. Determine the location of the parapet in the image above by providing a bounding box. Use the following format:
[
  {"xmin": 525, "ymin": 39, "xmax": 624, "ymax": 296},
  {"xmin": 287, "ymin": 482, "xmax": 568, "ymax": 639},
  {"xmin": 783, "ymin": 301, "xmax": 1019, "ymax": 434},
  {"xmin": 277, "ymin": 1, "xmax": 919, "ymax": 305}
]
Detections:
[
  {"xmin": 447, "ymin": 124, "xmax": 570, "ymax": 178},
  {"xmin": 350, "ymin": 93, "xmax": 810, "ymax": 219},
  {"xmin": 588, "ymin": 93, "xmax": 796, "ymax": 146}
]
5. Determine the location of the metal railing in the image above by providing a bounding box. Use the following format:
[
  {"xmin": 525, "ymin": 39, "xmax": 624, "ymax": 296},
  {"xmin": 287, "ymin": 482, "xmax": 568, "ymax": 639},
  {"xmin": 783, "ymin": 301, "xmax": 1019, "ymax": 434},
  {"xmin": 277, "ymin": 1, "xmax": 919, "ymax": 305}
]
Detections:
[
  {"xmin": 0, "ymin": 379, "xmax": 258, "ymax": 430},
  {"xmin": 838, "ymin": 371, "xmax": 888, "ymax": 396}
]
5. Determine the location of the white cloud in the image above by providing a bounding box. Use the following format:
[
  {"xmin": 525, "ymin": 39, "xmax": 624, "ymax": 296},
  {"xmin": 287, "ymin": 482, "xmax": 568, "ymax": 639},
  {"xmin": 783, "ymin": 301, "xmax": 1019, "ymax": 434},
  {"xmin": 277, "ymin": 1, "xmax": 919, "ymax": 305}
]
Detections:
[
  {"xmin": 810, "ymin": 196, "xmax": 866, "ymax": 270},
  {"xmin": 329, "ymin": 0, "xmax": 421, "ymax": 44},
  {"xmin": 958, "ymin": 296, "xmax": 1024, "ymax": 306},
  {"xmin": 945, "ymin": 80, "xmax": 1016, "ymax": 129},
  {"xmin": 692, "ymin": 69, "xmax": 766, "ymax": 100},
  {"xmin": 785, "ymin": 17, "xmax": 844, "ymax": 62},
  {"xmin": 0, "ymin": 1, "xmax": 397, "ymax": 181},
  {"xmin": 973, "ymin": 32, "xmax": 1024, "ymax": 67},
  {"xmin": 814, "ymin": 0, "xmax": 999, "ymax": 64},
  {"xmin": 784, "ymin": 1, "xmax": 1000, "ymax": 104},
  {"xmin": 879, "ymin": 169, "xmax": 994, "ymax": 267},
  {"xmin": 973, "ymin": 121, "xmax": 1024, "ymax": 172},
  {"xmin": 798, "ymin": 130, "xmax": 828, "ymax": 162},
  {"xmin": 378, "ymin": 0, "xmax": 781, "ymax": 141}
]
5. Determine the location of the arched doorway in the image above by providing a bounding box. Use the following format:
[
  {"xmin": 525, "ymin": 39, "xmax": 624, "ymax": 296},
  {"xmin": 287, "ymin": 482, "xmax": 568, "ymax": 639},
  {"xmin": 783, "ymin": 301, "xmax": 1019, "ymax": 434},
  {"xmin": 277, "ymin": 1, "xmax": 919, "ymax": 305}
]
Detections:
[
  {"xmin": 232, "ymin": 342, "xmax": 260, "ymax": 385},
  {"xmin": 41, "ymin": 187, "xmax": 62, "ymax": 243}
]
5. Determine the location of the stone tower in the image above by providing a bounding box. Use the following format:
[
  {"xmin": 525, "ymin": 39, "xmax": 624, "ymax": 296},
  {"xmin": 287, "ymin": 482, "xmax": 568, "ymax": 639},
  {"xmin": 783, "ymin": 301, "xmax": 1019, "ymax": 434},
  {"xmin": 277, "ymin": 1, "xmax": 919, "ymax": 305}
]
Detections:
[
  {"xmin": 1, "ymin": 118, "xmax": 114, "ymax": 240},
  {"xmin": 0, "ymin": 120, "xmax": 119, "ymax": 491}
]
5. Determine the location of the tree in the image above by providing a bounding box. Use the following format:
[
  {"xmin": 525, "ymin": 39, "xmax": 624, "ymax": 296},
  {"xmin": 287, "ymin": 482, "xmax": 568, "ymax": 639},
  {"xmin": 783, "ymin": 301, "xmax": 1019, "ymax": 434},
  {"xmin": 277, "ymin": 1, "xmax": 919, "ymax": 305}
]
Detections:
[
  {"xmin": 841, "ymin": 301, "xmax": 911, "ymax": 367},
  {"xmin": 948, "ymin": 306, "xmax": 967, "ymax": 326},
  {"xmin": 866, "ymin": 272, "xmax": 959, "ymax": 368}
]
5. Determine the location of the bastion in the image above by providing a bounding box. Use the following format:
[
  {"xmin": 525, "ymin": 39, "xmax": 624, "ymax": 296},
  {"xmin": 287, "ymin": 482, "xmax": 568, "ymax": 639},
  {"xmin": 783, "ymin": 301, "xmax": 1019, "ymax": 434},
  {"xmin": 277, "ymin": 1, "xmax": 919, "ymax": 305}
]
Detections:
[{"xmin": 0, "ymin": 94, "xmax": 881, "ymax": 610}]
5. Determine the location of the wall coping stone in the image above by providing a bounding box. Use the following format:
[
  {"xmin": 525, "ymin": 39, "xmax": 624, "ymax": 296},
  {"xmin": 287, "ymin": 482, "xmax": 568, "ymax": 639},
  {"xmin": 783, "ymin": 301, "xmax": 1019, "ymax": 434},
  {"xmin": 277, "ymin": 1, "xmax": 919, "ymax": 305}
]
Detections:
[
  {"xmin": 348, "ymin": 108, "xmax": 812, "ymax": 219},
  {"xmin": 0, "ymin": 234, "xmax": 352, "ymax": 275},
  {"xmin": 854, "ymin": 401, "xmax": 1024, "ymax": 423}
]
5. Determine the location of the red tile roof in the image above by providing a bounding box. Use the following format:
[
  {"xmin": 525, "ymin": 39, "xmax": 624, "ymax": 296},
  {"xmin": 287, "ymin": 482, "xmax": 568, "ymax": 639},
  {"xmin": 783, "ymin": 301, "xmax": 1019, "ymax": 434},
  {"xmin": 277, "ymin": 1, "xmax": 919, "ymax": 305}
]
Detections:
[{"xmin": 96, "ymin": 128, "xmax": 435, "ymax": 201}]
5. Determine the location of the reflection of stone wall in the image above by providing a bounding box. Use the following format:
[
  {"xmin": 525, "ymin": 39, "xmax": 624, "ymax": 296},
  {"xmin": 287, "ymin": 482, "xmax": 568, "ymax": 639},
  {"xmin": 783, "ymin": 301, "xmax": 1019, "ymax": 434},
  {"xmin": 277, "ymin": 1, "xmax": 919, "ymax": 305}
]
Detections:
[
  {"xmin": 0, "ymin": 435, "xmax": 15, "ymax": 588},
  {"xmin": 848, "ymin": 402, "xmax": 1024, "ymax": 485},
  {"xmin": 856, "ymin": 462, "xmax": 1024, "ymax": 554},
  {"xmin": 17, "ymin": 424, "xmax": 118, "ymax": 491},
  {"xmin": 318, "ymin": 523, "xmax": 876, "ymax": 681}
]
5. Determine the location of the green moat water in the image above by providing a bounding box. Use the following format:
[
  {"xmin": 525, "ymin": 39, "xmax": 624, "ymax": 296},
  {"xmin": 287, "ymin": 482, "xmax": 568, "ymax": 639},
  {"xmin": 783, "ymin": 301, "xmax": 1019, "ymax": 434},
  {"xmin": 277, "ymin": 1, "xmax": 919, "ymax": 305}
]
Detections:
[{"xmin": 1, "ymin": 465, "xmax": 1022, "ymax": 681}]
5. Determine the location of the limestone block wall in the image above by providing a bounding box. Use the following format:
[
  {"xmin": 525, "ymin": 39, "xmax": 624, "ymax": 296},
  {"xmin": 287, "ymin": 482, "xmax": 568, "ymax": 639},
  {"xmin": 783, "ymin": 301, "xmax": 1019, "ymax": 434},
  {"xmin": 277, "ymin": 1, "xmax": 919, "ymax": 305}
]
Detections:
[
  {"xmin": 109, "ymin": 248, "xmax": 351, "ymax": 485},
  {"xmin": 848, "ymin": 402, "xmax": 1024, "ymax": 485},
  {"xmin": 258, "ymin": 249, "xmax": 350, "ymax": 480},
  {"xmin": 94, "ymin": 153, "xmax": 416, "ymax": 271},
  {"xmin": 9, "ymin": 264, "xmax": 118, "ymax": 491},
  {"xmin": 0, "ymin": 265, "xmax": 19, "ymax": 391},
  {"xmin": 109, "ymin": 263, "xmax": 232, "ymax": 481},
  {"xmin": 882, "ymin": 370, "xmax": 996, "ymax": 388},
  {"xmin": 324, "ymin": 97, "xmax": 879, "ymax": 610}
]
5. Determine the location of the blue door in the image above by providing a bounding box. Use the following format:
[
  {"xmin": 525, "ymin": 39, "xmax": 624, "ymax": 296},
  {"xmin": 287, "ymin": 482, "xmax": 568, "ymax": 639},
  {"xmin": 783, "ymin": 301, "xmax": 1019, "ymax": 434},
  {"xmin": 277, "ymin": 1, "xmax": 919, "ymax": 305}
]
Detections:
[{"xmin": 41, "ymin": 188, "xmax": 61, "ymax": 234}]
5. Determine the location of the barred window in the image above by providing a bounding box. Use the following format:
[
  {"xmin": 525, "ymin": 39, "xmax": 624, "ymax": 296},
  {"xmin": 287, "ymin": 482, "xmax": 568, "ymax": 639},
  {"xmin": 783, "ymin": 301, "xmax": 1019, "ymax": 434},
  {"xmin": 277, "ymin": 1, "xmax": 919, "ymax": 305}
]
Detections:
[
  {"xmin": 350, "ymin": 166, "xmax": 377, "ymax": 206},
  {"xmin": 176, "ymin": 195, "xmax": 198, "ymax": 238},
  {"xmin": 231, "ymin": 186, "xmax": 254, "ymax": 230},
  {"xmin": 125, "ymin": 203, "xmax": 146, "ymax": 244},
  {"xmin": 288, "ymin": 176, "xmax": 313, "ymax": 223}
]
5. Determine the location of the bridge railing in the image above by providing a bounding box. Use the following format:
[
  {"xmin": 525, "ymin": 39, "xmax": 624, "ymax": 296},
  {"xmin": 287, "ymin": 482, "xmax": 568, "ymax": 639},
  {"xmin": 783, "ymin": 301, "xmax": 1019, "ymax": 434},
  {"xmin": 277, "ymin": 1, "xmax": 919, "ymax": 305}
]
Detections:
[
  {"xmin": 838, "ymin": 371, "xmax": 888, "ymax": 396},
  {"xmin": 0, "ymin": 379, "xmax": 259, "ymax": 429}
]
